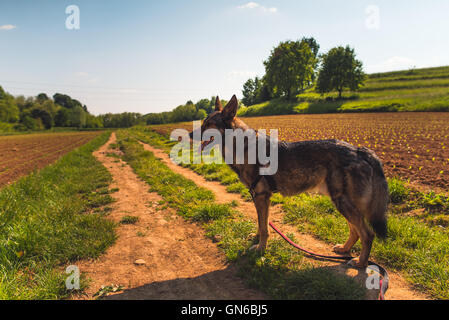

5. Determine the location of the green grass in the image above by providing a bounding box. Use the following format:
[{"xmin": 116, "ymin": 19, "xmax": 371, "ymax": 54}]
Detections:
[
  {"xmin": 0, "ymin": 132, "xmax": 116, "ymax": 299},
  {"xmin": 116, "ymin": 129, "xmax": 365, "ymax": 300},
  {"xmin": 120, "ymin": 216, "xmax": 139, "ymax": 225},
  {"xmin": 138, "ymin": 127, "xmax": 449, "ymax": 299},
  {"xmin": 238, "ymin": 66, "xmax": 449, "ymax": 116}
]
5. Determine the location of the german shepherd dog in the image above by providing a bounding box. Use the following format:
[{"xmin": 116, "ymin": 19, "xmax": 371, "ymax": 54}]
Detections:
[{"xmin": 191, "ymin": 95, "xmax": 389, "ymax": 267}]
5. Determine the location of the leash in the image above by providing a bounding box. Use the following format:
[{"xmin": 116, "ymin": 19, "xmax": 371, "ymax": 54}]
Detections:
[
  {"xmin": 248, "ymin": 175, "xmax": 388, "ymax": 300},
  {"xmin": 268, "ymin": 221, "xmax": 389, "ymax": 300}
]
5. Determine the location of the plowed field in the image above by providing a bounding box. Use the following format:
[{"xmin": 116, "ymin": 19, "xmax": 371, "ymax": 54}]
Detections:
[
  {"xmin": 151, "ymin": 112, "xmax": 449, "ymax": 190},
  {"xmin": 0, "ymin": 131, "xmax": 102, "ymax": 187}
]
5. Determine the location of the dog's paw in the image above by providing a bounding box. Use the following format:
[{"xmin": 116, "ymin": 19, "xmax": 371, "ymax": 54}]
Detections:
[
  {"xmin": 250, "ymin": 233, "xmax": 260, "ymax": 244},
  {"xmin": 347, "ymin": 257, "xmax": 368, "ymax": 269},
  {"xmin": 249, "ymin": 244, "xmax": 266, "ymax": 254},
  {"xmin": 333, "ymin": 244, "xmax": 350, "ymax": 255}
]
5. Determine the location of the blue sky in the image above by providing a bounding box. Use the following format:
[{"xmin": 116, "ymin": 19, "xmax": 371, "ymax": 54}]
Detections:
[{"xmin": 1, "ymin": 0, "xmax": 449, "ymax": 115}]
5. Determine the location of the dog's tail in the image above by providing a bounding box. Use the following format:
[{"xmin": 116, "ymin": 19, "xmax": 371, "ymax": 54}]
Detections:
[{"xmin": 358, "ymin": 148, "xmax": 389, "ymax": 239}]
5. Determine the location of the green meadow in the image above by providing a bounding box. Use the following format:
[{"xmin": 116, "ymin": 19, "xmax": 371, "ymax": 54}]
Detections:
[{"xmin": 238, "ymin": 66, "xmax": 449, "ymax": 117}]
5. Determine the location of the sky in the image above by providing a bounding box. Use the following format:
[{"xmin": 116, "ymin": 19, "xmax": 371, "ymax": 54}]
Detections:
[{"xmin": 1, "ymin": 0, "xmax": 449, "ymax": 115}]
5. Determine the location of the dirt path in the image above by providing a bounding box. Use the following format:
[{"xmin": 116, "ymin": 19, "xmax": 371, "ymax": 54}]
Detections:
[
  {"xmin": 140, "ymin": 141, "xmax": 430, "ymax": 300},
  {"xmin": 74, "ymin": 133, "xmax": 266, "ymax": 300}
]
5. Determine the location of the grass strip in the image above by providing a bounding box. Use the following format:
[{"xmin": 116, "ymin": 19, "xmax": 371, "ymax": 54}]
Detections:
[{"xmin": 0, "ymin": 132, "xmax": 116, "ymax": 299}]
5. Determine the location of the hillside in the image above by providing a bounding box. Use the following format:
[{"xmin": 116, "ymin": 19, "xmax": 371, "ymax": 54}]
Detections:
[{"xmin": 238, "ymin": 66, "xmax": 449, "ymax": 117}]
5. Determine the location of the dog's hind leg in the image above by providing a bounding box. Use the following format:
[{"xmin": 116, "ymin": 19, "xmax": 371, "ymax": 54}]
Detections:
[
  {"xmin": 333, "ymin": 221, "xmax": 359, "ymax": 254},
  {"xmin": 332, "ymin": 196, "xmax": 374, "ymax": 268}
]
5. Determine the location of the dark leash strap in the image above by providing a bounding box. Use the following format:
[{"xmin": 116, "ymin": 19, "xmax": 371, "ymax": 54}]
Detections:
[{"xmin": 249, "ymin": 176, "xmax": 389, "ymax": 300}]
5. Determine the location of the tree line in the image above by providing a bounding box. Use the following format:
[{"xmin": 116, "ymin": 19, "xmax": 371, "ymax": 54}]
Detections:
[
  {"xmin": 145, "ymin": 97, "xmax": 247, "ymax": 125},
  {"xmin": 0, "ymin": 87, "xmax": 99, "ymax": 130},
  {"xmin": 0, "ymin": 86, "xmax": 151, "ymax": 130},
  {"xmin": 242, "ymin": 38, "xmax": 365, "ymax": 106}
]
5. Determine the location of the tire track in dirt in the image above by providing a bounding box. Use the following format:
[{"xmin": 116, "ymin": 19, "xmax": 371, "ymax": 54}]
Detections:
[
  {"xmin": 74, "ymin": 133, "xmax": 266, "ymax": 300},
  {"xmin": 139, "ymin": 141, "xmax": 430, "ymax": 300}
]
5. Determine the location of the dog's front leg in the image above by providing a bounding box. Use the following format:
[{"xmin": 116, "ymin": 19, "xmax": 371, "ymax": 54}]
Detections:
[{"xmin": 251, "ymin": 192, "xmax": 271, "ymax": 253}]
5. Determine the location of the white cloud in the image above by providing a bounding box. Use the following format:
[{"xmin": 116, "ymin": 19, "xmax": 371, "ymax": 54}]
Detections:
[
  {"xmin": 0, "ymin": 24, "xmax": 16, "ymax": 30},
  {"xmin": 366, "ymin": 56, "xmax": 417, "ymax": 73},
  {"xmin": 75, "ymin": 71, "xmax": 89, "ymax": 77},
  {"xmin": 238, "ymin": 2, "xmax": 260, "ymax": 9},
  {"xmin": 227, "ymin": 70, "xmax": 257, "ymax": 80},
  {"xmin": 237, "ymin": 2, "xmax": 277, "ymax": 14}
]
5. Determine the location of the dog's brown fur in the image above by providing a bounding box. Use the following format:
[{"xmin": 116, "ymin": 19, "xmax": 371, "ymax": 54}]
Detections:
[{"xmin": 192, "ymin": 95, "xmax": 389, "ymax": 268}]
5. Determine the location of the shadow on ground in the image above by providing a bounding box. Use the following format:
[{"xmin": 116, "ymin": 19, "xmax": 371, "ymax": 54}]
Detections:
[{"xmin": 103, "ymin": 261, "xmax": 378, "ymax": 300}]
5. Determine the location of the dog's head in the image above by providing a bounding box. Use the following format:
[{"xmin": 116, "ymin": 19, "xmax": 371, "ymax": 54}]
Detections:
[{"xmin": 190, "ymin": 95, "xmax": 241, "ymax": 150}]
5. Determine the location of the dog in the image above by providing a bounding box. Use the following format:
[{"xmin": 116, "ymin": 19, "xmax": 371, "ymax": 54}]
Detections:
[{"xmin": 190, "ymin": 95, "xmax": 389, "ymax": 268}]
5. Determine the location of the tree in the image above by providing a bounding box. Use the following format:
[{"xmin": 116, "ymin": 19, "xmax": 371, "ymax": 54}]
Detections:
[
  {"xmin": 195, "ymin": 109, "xmax": 207, "ymax": 120},
  {"xmin": 253, "ymin": 77, "xmax": 271, "ymax": 103},
  {"xmin": 36, "ymin": 93, "xmax": 50, "ymax": 103},
  {"xmin": 264, "ymin": 39, "xmax": 318, "ymax": 100},
  {"xmin": 196, "ymin": 98, "xmax": 213, "ymax": 114},
  {"xmin": 242, "ymin": 77, "xmax": 271, "ymax": 106},
  {"xmin": 68, "ymin": 106, "xmax": 86, "ymax": 128},
  {"xmin": 31, "ymin": 108, "xmax": 53, "ymax": 129},
  {"xmin": 171, "ymin": 104, "xmax": 197, "ymax": 123},
  {"xmin": 242, "ymin": 78, "xmax": 256, "ymax": 106},
  {"xmin": 85, "ymin": 114, "xmax": 103, "ymax": 128},
  {"xmin": 0, "ymin": 86, "xmax": 20, "ymax": 123},
  {"xmin": 302, "ymin": 37, "xmax": 320, "ymax": 58},
  {"xmin": 55, "ymin": 108, "xmax": 69, "ymax": 127},
  {"xmin": 53, "ymin": 93, "xmax": 83, "ymax": 109},
  {"xmin": 301, "ymin": 37, "xmax": 320, "ymax": 83},
  {"xmin": 316, "ymin": 46, "xmax": 366, "ymax": 99}
]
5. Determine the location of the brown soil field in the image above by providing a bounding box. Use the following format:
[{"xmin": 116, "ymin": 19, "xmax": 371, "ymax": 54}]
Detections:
[
  {"xmin": 0, "ymin": 131, "xmax": 102, "ymax": 188},
  {"xmin": 151, "ymin": 112, "xmax": 449, "ymax": 191}
]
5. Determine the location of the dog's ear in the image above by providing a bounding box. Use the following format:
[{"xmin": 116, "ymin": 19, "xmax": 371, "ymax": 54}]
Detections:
[
  {"xmin": 215, "ymin": 96, "xmax": 223, "ymax": 112},
  {"xmin": 222, "ymin": 95, "xmax": 238, "ymax": 121}
]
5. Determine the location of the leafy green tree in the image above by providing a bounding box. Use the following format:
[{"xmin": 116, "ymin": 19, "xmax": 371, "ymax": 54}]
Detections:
[
  {"xmin": 55, "ymin": 108, "xmax": 70, "ymax": 127},
  {"xmin": 171, "ymin": 104, "xmax": 197, "ymax": 122},
  {"xmin": 99, "ymin": 112, "xmax": 143, "ymax": 128},
  {"xmin": 38, "ymin": 99, "xmax": 59, "ymax": 118},
  {"xmin": 196, "ymin": 98, "xmax": 213, "ymax": 114},
  {"xmin": 36, "ymin": 93, "xmax": 50, "ymax": 103},
  {"xmin": 53, "ymin": 93, "xmax": 83, "ymax": 109},
  {"xmin": 0, "ymin": 86, "xmax": 20, "ymax": 123},
  {"xmin": 242, "ymin": 78, "xmax": 256, "ymax": 106},
  {"xmin": 253, "ymin": 77, "xmax": 271, "ymax": 103},
  {"xmin": 301, "ymin": 37, "xmax": 320, "ymax": 83},
  {"xmin": 242, "ymin": 77, "xmax": 271, "ymax": 106},
  {"xmin": 195, "ymin": 109, "xmax": 207, "ymax": 120},
  {"xmin": 20, "ymin": 115, "xmax": 40, "ymax": 130},
  {"xmin": 264, "ymin": 39, "xmax": 318, "ymax": 99},
  {"xmin": 316, "ymin": 46, "xmax": 366, "ymax": 99},
  {"xmin": 145, "ymin": 112, "xmax": 169, "ymax": 125},
  {"xmin": 15, "ymin": 96, "xmax": 34, "ymax": 111},
  {"xmin": 302, "ymin": 37, "xmax": 320, "ymax": 58},
  {"xmin": 30, "ymin": 108, "xmax": 53, "ymax": 129},
  {"xmin": 68, "ymin": 106, "xmax": 86, "ymax": 128},
  {"xmin": 85, "ymin": 114, "xmax": 103, "ymax": 128}
]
